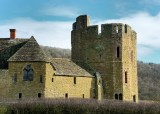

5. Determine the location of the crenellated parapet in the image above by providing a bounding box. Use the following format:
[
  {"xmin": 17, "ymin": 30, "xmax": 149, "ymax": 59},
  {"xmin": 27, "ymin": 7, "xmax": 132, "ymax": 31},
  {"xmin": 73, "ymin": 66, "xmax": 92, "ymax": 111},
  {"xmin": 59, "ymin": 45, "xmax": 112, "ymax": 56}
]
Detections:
[{"xmin": 72, "ymin": 15, "xmax": 136, "ymax": 40}]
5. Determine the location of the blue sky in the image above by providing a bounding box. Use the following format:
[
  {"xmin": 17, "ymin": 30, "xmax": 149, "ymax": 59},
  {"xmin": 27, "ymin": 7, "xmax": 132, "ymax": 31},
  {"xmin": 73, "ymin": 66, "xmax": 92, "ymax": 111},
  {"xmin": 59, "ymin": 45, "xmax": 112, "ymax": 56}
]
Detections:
[{"xmin": 0, "ymin": 0, "xmax": 160, "ymax": 63}]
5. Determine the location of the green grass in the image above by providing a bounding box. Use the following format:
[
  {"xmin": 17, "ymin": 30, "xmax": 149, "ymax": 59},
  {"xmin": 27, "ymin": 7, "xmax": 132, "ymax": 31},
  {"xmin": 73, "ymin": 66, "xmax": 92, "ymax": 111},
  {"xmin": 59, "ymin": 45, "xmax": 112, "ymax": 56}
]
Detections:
[{"xmin": 1, "ymin": 99, "xmax": 160, "ymax": 114}]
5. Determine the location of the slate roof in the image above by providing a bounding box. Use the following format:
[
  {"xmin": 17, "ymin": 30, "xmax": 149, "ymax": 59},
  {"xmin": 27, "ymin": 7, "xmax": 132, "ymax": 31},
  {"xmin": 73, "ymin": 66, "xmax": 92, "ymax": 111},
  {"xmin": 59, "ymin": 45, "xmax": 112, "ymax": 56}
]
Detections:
[
  {"xmin": 8, "ymin": 36, "xmax": 49, "ymax": 62},
  {"xmin": 0, "ymin": 38, "xmax": 29, "ymax": 69},
  {"xmin": 51, "ymin": 58, "xmax": 94, "ymax": 77},
  {"xmin": 0, "ymin": 38, "xmax": 28, "ymax": 51}
]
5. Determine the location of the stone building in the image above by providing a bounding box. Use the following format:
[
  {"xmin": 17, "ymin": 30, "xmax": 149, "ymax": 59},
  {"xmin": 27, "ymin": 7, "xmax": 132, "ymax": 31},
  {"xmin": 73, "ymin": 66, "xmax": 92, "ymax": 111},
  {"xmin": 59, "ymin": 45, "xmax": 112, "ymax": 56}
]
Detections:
[
  {"xmin": 71, "ymin": 15, "xmax": 138, "ymax": 102},
  {"xmin": 0, "ymin": 15, "xmax": 138, "ymax": 102}
]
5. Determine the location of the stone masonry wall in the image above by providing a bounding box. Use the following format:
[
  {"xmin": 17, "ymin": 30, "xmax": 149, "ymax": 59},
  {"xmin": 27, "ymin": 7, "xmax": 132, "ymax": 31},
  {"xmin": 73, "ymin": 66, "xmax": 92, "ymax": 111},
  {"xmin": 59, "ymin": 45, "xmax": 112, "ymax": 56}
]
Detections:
[
  {"xmin": 71, "ymin": 15, "xmax": 138, "ymax": 102},
  {"xmin": 8, "ymin": 62, "xmax": 46, "ymax": 100},
  {"xmin": 0, "ymin": 70, "xmax": 9, "ymax": 100},
  {"xmin": 45, "ymin": 63, "xmax": 95, "ymax": 99}
]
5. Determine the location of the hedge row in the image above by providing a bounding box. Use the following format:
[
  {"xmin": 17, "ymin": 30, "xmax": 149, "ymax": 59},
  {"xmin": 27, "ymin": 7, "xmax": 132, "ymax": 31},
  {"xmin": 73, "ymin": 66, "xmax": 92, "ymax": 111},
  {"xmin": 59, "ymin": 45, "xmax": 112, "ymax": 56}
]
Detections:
[{"xmin": 2, "ymin": 99, "xmax": 160, "ymax": 114}]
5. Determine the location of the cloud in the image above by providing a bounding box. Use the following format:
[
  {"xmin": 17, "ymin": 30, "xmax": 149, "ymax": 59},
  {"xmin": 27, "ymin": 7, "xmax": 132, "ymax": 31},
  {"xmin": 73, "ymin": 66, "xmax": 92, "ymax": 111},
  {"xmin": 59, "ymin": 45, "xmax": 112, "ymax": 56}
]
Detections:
[
  {"xmin": 41, "ymin": 6, "xmax": 79, "ymax": 18},
  {"xmin": 0, "ymin": 18, "xmax": 72, "ymax": 48},
  {"xmin": 0, "ymin": 12, "xmax": 160, "ymax": 62},
  {"xmin": 92, "ymin": 12, "xmax": 160, "ymax": 57},
  {"xmin": 141, "ymin": 0, "xmax": 160, "ymax": 5}
]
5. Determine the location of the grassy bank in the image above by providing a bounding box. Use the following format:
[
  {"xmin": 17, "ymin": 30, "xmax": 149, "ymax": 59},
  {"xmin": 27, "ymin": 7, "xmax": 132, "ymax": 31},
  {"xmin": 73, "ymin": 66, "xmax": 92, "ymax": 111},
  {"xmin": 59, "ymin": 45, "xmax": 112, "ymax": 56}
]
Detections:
[{"xmin": 1, "ymin": 99, "xmax": 160, "ymax": 114}]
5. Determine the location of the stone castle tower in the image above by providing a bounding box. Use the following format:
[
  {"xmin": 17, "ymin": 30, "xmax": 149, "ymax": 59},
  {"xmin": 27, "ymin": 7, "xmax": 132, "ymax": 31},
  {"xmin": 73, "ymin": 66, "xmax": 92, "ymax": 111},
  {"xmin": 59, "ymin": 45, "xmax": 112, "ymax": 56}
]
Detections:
[{"xmin": 71, "ymin": 15, "xmax": 138, "ymax": 102}]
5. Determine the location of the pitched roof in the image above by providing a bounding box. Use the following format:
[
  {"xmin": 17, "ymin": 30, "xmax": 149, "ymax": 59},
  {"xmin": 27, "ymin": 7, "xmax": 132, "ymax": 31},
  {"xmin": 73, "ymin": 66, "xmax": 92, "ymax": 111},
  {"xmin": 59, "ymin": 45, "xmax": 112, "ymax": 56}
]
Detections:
[
  {"xmin": 0, "ymin": 38, "xmax": 29, "ymax": 69},
  {"xmin": 8, "ymin": 36, "xmax": 49, "ymax": 62},
  {"xmin": 0, "ymin": 38, "xmax": 28, "ymax": 51},
  {"xmin": 51, "ymin": 58, "xmax": 94, "ymax": 77}
]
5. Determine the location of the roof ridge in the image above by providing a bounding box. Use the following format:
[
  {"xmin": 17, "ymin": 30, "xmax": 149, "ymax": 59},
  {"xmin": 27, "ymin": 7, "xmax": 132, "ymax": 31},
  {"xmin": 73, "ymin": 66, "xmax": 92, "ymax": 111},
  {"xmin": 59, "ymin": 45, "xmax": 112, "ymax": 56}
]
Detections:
[
  {"xmin": 8, "ymin": 36, "xmax": 49, "ymax": 62},
  {"xmin": 51, "ymin": 59, "xmax": 93, "ymax": 77}
]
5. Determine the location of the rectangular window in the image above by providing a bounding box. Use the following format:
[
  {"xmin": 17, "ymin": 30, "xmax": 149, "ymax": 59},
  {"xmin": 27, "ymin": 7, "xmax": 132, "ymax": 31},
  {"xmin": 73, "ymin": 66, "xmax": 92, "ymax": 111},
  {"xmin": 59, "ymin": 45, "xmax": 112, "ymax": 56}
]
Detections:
[
  {"xmin": 117, "ymin": 47, "xmax": 120, "ymax": 58},
  {"xmin": 125, "ymin": 24, "xmax": 127, "ymax": 33},
  {"xmin": 125, "ymin": 71, "xmax": 128, "ymax": 83},
  {"xmin": 52, "ymin": 78, "xmax": 54, "ymax": 82},
  {"xmin": 19, "ymin": 93, "xmax": 22, "ymax": 99},
  {"xmin": 13, "ymin": 73, "xmax": 17, "ymax": 84},
  {"xmin": 131, "ymin": 51, "xmax": 133, "ymax": 62},
  {"xmin": 40, "ymin": 75, "xmax": 43, "ymax": 83},
  {"xmin": 74, "ymin": 77, "xmax": 76, "ymax": 84},
  {"xmin": 38, "ymin": 93, "xmax": 41, "ymax": 98},
  {"xmin": 65, "ymin": 93, "xmax": 68, "ymax": 98},
  {"xmin": 133, "ymin": 95, "xmax": 136, "ymax": 102},
  {"xmin": 115, "ymin": 94, "xmax": 118, "ymax": 100},
  {"xmin": 119, "ymin": 93, "xmax": 123, "ymax": 100},
  {"xmin": 82, "ymin": 94, "xmax": 84, "ymax": 99},
  {"xmin": 116, "ymin": 26, "xmax": 119, "ymax": 33}
]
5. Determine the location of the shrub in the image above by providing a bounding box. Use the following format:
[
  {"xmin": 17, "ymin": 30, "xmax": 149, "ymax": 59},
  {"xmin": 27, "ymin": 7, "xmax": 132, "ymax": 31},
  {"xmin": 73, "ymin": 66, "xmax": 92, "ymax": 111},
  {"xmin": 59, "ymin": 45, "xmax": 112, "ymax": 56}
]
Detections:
[{"xmin": 4, "ymin": 99, "xmax": 160, "ymax": 114}]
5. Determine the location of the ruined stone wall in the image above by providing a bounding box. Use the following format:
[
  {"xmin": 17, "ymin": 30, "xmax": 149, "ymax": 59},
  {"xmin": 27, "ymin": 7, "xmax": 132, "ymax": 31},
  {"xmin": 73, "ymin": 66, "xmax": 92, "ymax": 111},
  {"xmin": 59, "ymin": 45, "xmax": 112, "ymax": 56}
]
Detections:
[
  {"xmin": 71, "ymin": 15, "xmax": 138, "ymax": 102},
  {"xmin": 7, "ymin": 62, "xmax": 46, "ymax": 100},
  {"xmin": 45, "ymin": 63, "xmax": 95, "ymax": 99}
]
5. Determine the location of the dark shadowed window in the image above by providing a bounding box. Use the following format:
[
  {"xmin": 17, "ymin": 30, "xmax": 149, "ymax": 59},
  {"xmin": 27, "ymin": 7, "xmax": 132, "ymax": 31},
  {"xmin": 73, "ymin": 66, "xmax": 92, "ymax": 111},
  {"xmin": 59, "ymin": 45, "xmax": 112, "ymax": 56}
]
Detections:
[
  {"xmin": 65, "ymin": 93, "xmax": 68, "ymax": 98},
  {"xmin": 117, "ymin": 46, "xmax": 120, "ymax": 58},
  {"xmin": 74, "ymin": 77, "xmax": 76, "ymax": 84},
  {"xmin": 82, "ymin": 94, "xmax": 84, "ymax": 99},
  {"xmin": 23, "ymin": 64, "xmax": 33, "ymax": 81},
  {"xmin": 115, "ymin": 94, "xmax": 118, "ymax": 100},
  {"xmin": 19, "ymin": 93, "xmax": 22, "ymax": 99},
  {"xmin": 119, "ymin": 93, "xmax": 123, "ymax": 100},
  {"xmin": 40, "ymin": 75, "xmax": 43, "ymax": 83},
  {"xmin": 125, "ymin": 71, "xmax": 128, "ymax": 83},
  {"xmin": 52, "ymin": 78, "xmax": 54, "ymax": 82},
  {"xmin": 125, "ymin": 24, "xmax": 127, "ymax": 33},
  {"xmin": 133, "ymin": 95, "xmax": 136, "ymax": 102},
  {"xmin": 38, "ymin": 93, "xmax": 41, "ymax": 98}
]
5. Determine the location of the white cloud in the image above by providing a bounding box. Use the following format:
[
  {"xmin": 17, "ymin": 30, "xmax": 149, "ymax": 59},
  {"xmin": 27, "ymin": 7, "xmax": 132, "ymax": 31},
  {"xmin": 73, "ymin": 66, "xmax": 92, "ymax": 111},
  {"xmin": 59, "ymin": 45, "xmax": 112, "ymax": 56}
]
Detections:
[
  {"xmin": 0, "ymin": 18, "xmax": 72, "ymax": 48},
  {"xmin": 141, "ymin": 0, "xmax": 160, "ymax": 5},
  {"xmin": 1, "ymin": 12, "xmax": 160, "ymax": 60},
  {"xmin": 92, "ymin": 12, "xmax": 160, "ymax": 56},
  {"xmin": 42, "ymin": 6, "xmax": 79, "ymax": 18}
]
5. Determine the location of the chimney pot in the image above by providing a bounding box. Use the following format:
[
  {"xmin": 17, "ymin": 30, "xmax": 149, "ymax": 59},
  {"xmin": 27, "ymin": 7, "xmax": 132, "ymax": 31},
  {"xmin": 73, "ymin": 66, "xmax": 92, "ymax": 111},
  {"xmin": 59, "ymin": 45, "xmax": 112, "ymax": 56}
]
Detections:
[{"xmin": 10, "ymin": 29, "xmax": 16, "ymax": 39}]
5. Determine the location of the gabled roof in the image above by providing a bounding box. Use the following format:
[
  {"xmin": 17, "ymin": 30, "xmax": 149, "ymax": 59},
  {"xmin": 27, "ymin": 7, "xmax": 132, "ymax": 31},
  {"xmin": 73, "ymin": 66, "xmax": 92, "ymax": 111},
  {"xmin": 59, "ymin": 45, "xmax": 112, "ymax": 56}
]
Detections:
[
  {"xmin": 8, "ymin": 36, "xmax": 49, "ymax": 62},
  {"xmin": 51, "ymin": 58, "xmax": 94, "ymax": 77}
]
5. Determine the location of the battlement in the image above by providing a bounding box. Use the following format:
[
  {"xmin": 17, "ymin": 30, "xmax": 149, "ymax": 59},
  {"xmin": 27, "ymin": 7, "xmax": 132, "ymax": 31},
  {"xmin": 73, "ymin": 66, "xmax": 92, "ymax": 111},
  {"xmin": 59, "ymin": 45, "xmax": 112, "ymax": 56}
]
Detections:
[
  {"xmin": 72, "ymin": 15, "xmax": 90, "ymax": 30},
  {"xmin": 72, "ymin": 15, "xmax": 136, "ymax": 38}
]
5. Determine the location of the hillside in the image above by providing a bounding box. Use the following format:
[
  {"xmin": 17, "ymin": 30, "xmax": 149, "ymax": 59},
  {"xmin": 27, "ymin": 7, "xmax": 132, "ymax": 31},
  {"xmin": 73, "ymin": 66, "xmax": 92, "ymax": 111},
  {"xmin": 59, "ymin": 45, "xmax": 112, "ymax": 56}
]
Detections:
[
  {"xmin": 138, "ymin": 61, "xmax": 160, "ymax": 101},
  {"xmin": 41, "ymin": 46, "xmax": 160, "ymax": 101}
]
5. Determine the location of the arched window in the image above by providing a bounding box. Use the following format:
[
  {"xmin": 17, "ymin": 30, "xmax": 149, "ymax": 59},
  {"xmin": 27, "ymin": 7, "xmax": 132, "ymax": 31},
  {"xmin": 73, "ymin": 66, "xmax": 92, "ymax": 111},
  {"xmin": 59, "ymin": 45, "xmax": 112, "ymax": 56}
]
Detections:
[
  {"xmin": 115, "ymin": 94, "xmax": 118, "ymax": 100},
  {"xmin": 23, "ymin": 64, "xmax": 33, "ymax": 81},
  {"xmin": 119, "ymin": 93, "xmax": 123, "ymax": 100}
]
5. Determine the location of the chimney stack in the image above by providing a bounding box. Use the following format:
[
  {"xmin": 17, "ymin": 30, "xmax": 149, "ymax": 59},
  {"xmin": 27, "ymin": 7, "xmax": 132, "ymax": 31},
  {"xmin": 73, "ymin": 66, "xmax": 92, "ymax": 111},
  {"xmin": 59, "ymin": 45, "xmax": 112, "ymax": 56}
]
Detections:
[{"xmin": 10, "ymin": 29, "xmax": 16, "ymax": 39}]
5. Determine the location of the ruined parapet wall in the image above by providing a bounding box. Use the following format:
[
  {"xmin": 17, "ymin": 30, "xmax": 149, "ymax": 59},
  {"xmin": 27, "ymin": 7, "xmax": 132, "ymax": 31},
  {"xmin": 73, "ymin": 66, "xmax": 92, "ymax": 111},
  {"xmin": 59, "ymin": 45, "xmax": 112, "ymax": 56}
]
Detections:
[
  {"xmin": 71, "ymin": 15, "xmax": 138, "ymax": 101},
  {"xmin": 0, "ymin": 70, "xmax": 9, "ymax": 100}
]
